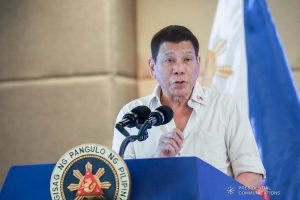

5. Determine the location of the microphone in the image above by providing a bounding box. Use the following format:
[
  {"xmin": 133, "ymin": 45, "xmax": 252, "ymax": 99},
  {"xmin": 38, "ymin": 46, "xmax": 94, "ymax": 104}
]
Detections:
[
  {"xmin": 146, "ymin": 105, "xmax": 173, "ymax": 127},
  {"xmin": 118, "ymin": 105, "xmax": 173, "ymax": 158},
  {"xmin": 116, "ymin": 105, "xmax": 151, "ymax": 128}
]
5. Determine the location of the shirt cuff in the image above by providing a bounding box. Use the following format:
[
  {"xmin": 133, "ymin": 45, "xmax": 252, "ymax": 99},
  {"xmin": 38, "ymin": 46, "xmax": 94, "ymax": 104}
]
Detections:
[{"xmin": 231, "ymin": 154, "xmax": 266, "ymax": 178}]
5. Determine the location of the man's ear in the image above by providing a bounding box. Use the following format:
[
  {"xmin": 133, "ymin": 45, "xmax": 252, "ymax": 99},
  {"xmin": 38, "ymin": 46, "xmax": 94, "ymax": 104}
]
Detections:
[
  {"xmin": 197, "ymin": 55, "xmax": 201, "ymax": 64},
  {"xmin": 148, "ymin": 58, "xmax": 156, "ymax": 79}
]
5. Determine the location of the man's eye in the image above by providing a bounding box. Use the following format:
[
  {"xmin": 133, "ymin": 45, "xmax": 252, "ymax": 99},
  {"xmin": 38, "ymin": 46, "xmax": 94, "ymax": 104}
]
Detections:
[
  {"xmin": 184, "ymin": 58, "xmax": 192, "ymax": 62},
  {"xmin": 165, "ymin": 58, "xmax": 174, "ymax": 63}
]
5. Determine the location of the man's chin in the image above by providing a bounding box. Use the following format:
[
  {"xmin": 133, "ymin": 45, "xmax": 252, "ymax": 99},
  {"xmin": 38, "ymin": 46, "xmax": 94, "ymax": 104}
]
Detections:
[{"xmin": 170, "ymin": 90, "xmax": 191, "ymax": 99}]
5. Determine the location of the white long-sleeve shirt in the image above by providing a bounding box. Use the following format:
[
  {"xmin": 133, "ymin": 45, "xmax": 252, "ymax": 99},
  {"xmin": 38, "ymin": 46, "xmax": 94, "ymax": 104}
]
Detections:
[{"xmin": 112, "ymin": 82, "xmax": 266, "ymax": 178}]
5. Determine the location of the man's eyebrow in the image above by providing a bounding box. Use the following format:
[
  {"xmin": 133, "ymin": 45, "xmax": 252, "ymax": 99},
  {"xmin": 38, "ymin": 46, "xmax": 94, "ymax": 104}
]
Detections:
[{"xmin": 163, "ymin": 52, "xmax": 176, "ymax": 56}]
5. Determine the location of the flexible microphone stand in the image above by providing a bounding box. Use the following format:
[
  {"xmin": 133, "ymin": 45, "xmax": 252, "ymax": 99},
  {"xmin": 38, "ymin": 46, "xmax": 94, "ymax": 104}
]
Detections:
[
  {"xmin": 118, "ymin": 105, "xmax": 173, "ymax": 158},
  {"xmin": 118, "ymin": 120, "xmax": 152, "ymax": 158}
]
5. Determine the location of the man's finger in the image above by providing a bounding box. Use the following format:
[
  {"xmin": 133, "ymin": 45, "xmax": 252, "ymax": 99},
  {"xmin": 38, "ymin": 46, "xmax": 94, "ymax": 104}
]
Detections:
[
  {"xmin": 161, "ymin": 137, "xmax": 179, "ymax": 152},
  {"xmin": 174, "ymin": 128, "xmax": 184, "ymax": 140}
]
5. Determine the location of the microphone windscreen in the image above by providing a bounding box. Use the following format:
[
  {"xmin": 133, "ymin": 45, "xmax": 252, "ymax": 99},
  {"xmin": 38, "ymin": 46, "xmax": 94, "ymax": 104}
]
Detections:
[
  {"xmin": 156, "ymin": 105, "xmax": 173, "ymax": 125},
  {"xmin": 131, "ymin": 105, "xmax": 151, "ymax": 124}
]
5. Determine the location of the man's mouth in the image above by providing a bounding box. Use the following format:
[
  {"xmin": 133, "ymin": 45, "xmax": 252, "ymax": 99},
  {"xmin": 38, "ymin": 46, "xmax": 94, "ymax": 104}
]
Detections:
[{"xmin": 174, "ymin": 80, "xmax": 185, "ymax": 84}]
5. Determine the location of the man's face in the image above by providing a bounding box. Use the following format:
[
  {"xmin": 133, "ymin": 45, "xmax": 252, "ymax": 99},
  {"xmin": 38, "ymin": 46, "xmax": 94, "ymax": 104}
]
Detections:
[{"xmin": 149, "ymin": 41, "xmax": 200, "ymax": 100}]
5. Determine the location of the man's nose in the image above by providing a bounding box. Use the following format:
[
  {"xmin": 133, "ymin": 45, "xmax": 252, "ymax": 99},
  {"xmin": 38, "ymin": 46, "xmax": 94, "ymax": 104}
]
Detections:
[{"xmin": 173, "ymin": 62, "xmax": 185, "ymax": 74}]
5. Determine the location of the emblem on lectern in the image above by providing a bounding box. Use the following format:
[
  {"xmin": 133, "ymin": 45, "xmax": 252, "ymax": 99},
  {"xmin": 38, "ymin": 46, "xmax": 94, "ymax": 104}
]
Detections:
[
  {"xmin": 67, "ymin": 162, "xmax": 111, "ymax": 199},
  {"xmin": 50, "ymin": 144, "xmax": 130, "ymax": 200}
]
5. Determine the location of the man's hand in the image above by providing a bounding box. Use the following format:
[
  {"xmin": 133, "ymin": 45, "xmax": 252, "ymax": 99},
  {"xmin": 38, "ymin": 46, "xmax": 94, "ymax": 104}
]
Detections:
[
  {"xmin": 236, "ymin": 172, "xmax": 263, "ymax": 190},
  {"xmin": 153, "ymin": 128, "xmax": 184, "ymax": 157}
]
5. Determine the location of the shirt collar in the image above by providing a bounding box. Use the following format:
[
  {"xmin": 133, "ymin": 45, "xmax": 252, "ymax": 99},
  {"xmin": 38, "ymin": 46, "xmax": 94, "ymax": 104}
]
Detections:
[
  {"xmin": 148, "ymin": 85, "xmax": 162, "ymax": 108},
  {"xmin": 148, "ymin": 81, "xmax": 208, "ymax": 107},
  {"xmin": 189, "ymin": 81, "xmax": 208, "ymax": 106}
]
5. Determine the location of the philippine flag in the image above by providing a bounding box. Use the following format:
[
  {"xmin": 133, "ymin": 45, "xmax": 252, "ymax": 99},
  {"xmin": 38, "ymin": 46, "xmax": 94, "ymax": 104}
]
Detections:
[{"xmin": 203, "ymin": 0, "xmax": 300, "ymax": 199}]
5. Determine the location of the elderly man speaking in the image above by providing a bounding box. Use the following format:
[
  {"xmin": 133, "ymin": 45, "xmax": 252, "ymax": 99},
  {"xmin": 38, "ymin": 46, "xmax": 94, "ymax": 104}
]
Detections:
[{"xmin": 112, "ymin": 25, "xmax": 266, "ymax": 191}]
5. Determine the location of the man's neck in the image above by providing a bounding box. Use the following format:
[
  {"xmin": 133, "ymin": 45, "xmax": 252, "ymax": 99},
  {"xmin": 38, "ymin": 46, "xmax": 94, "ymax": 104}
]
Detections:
[
  {"xmin": 160, "ymin": 94, "xmax": 190, "ymax": 111},
  {"xmin": 160, "ymin": 93, "xmax": 193, "ymax": 132}
]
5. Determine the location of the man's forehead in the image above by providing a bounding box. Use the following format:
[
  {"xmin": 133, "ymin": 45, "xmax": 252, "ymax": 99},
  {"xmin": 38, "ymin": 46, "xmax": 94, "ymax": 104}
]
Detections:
[{"xmin": 159, "ymin": 41, "xmax": 195, "ymax": 55}]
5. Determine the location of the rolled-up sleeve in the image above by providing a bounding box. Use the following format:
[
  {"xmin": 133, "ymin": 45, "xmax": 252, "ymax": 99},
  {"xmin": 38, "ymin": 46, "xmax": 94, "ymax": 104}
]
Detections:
[{"xmin": 226, "ymin": 100, "xmax": 266, "ymax": 178}]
